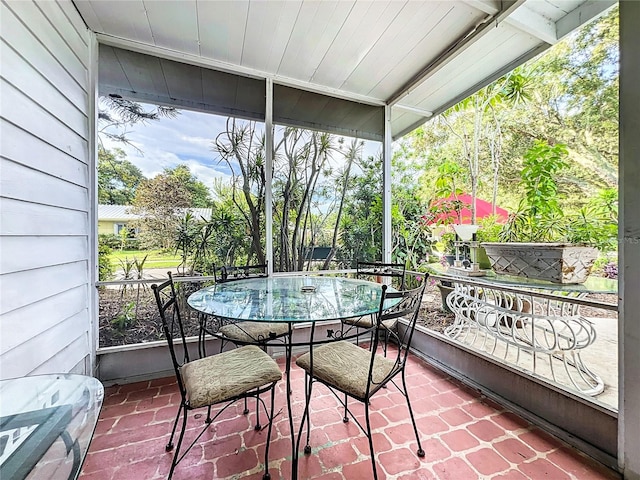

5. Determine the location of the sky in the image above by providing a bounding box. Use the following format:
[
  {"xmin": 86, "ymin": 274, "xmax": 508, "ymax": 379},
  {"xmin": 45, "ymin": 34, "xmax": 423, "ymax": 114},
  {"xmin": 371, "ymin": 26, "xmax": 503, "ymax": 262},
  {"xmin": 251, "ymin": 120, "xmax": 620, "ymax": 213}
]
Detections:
[
  {"xmin": 101, "ymin": 101, "xmax": 384, "ymax": 197},
  {"xmin": 101, "ymin": 104, "xmax": 236, "ymax": 191}
]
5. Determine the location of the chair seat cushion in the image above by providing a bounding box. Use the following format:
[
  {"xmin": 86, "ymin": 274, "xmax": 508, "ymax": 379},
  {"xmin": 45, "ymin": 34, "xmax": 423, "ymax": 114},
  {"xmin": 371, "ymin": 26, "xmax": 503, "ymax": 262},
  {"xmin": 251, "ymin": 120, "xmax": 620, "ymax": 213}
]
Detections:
[
  {"xmin": 343, "ymin": 316, "xmax": 398, "ymax": 330},
  {"xmin": 219, "ymin": 321, "xmax": 289, "ymax": 343},
  {"xmin": 181, "ymin": 345, "xmax": 282, "ymax": 408},
  {"xmin": 343, "ymin": 315, "xmax": 375, "ymax": 328},
  {"xmin": 296, "ymin": 341, "xmax": 397, "ymax": 400}
]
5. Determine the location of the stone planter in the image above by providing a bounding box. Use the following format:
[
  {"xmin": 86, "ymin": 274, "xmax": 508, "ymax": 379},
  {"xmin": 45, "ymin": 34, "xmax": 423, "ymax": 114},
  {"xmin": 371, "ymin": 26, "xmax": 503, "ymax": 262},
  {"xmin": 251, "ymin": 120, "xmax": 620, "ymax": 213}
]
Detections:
[
  {"xmin": 436, "ymin": 282, "xmax": 454, "ymax": 312},
  {"xmin": 481, "ymin": 242, "xmax": 599, "ymax": 284}
]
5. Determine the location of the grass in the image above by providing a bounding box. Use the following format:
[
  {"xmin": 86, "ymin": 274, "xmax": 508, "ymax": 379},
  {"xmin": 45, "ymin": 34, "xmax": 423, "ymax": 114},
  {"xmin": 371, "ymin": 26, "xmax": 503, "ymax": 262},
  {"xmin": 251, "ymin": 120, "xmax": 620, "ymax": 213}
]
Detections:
[{"xmin": 109, "ymin": 249, "xmax": 181, "ymax": 270}]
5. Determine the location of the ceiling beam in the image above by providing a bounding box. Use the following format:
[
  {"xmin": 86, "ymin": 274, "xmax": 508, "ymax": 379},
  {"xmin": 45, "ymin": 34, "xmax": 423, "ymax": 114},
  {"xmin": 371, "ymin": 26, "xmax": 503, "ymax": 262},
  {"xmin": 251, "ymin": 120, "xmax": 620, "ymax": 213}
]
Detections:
[
  {"xmin": 556, "ymin": 0, "xmax": 617, "ymax": 40},
  {"xmin": 464, "ymin": 0, "xmax": 556, "ymax": 45},
  {"xmin": 504, "ymin": 5, "xmax": 558, "ymax": 45},
  {"xmin": 96, "ymin": 33, "xmax": 387, "ymax": 107},
  {"xmin": 387, "ymin": 0, "xmax": 527, "ymax": 107},
  {"xmin": 393, "ymin": 104, "xmax": 433, "ymax": 118},
  {"xmin": 391, "ymin": 43, "xmax": 548, "ymax": 141}
]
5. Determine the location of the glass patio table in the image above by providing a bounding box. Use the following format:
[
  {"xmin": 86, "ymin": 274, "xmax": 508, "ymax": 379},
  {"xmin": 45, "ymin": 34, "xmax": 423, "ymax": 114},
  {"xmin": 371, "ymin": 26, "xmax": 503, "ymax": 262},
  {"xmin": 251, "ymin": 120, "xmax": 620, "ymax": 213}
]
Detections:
[
  {"xmin": 0, "ymin": 374, "xmax": 104, "ymax": 480},
  {"xmin": 187, "ymin": 275, "xmax": 392, "ymax": 480},
  {"xmin": 187, "ymin": 275, "xmax": 391, "ymax": 328}
]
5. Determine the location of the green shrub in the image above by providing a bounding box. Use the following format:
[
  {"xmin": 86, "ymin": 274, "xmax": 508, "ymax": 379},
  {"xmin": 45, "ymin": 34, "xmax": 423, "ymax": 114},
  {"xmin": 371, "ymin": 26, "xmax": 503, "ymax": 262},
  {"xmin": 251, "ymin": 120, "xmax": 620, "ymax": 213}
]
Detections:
[
  {"xmin": 98, "ymin": 243, "xmax": 114, "ymax": 281},
  {"xmin": 99, "ymin": 234, "xmax": 121, "ymax": 249}
]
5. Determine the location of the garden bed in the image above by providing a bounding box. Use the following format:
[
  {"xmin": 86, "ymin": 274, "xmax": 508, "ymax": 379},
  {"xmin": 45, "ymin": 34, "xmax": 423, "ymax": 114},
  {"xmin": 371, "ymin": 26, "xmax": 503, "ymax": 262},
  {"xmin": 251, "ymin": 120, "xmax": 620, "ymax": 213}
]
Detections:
[{"xmin": 98, "ymin": 282, "xmax": 614, "ymax": 348}]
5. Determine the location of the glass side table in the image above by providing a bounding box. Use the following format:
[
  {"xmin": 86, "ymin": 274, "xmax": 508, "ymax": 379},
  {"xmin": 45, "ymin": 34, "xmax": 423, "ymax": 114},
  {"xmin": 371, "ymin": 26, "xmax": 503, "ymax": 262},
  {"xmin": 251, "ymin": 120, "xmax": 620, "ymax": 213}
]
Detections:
[{"xmin": 0, "ymin": 374, "xmax": 104, "ymax": 480}]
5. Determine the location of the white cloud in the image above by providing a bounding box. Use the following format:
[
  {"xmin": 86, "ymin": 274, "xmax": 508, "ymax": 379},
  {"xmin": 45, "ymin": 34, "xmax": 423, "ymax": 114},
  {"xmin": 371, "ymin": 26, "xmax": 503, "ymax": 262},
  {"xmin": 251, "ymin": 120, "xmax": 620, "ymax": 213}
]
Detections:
[{"xmin": 101, "ymin": 107, "xmax": 233, "ymax": 194}]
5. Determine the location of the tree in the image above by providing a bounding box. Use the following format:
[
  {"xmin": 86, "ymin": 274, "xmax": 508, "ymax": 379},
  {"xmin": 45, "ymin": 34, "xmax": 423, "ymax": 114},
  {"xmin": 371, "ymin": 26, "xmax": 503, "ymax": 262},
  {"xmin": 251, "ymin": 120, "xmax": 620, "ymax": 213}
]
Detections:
[
  {"xmin": 322, "ymin": 139, "xmax": 359, "ymax": 269},
  {"xmin": 98, "ymin": 147, "xmax": 144, "ymax": 205},
  {"xmin": 164, "ymin": 165, "xmax": 212, "ymax": 207},
  {"xmin": 440, "ymin": 70, "xmax": 530, "ymax": 222},
  {"xmin": 131, "ymin": 172, "xmax": 193, "ymax": 250},
  {"xmin": 339, "ymin": 154, "xmax": 383, "ymax": 266},
  {"xmin": 398, "ymin": 7, "xmax": 618, "ymax": 219},
  {"xmin": 98, "ymin": 96, "xmax": 178, "ymax": 152},
  {"xmin": 214, "ymin": 118, "xmax": 266, "ymax": 265}
]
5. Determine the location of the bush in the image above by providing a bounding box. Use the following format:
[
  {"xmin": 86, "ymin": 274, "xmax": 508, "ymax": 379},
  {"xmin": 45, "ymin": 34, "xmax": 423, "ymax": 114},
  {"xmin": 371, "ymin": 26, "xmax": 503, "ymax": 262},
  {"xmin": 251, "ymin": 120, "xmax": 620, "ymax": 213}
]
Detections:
[
  {"xmin": 99, "ymin": 234, "xmax": 121, "ymax": 249},
  {"xmin": 98, "ymin": 243, "xmax": 114, "ymax": 281},
  {"xmin": 122, "ymin": 237, "xmax": 140, "ymax": 250}
]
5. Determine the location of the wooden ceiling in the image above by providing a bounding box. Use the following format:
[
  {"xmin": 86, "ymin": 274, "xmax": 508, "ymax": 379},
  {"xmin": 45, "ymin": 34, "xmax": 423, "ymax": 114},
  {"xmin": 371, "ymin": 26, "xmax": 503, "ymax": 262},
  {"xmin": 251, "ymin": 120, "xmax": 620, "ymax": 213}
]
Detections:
[{"xmin": 75, "ymin": 0, "xmax": 615, "ymax": 140}]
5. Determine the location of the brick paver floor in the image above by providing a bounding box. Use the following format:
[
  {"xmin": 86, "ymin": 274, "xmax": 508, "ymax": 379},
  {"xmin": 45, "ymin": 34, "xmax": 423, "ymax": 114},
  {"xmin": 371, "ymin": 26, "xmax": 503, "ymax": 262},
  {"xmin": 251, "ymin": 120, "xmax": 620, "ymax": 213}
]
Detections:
[{"xmin": 80, "ymin": 350, "xmax": 620, "ymax": 479}]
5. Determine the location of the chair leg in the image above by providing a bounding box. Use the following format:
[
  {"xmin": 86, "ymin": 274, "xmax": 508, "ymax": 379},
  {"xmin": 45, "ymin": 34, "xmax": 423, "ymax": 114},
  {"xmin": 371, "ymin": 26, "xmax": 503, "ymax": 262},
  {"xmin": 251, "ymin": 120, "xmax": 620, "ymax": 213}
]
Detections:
[
  {"xmin": 262, "ymin": 383, "xmax": 276, "ymax": 480},
  {"xmin": 205, "ymin": 405, "xmax": 212, "ymax": 423},
  {"xmin": 168, "ymin": 404, "xmax": 188, "ymax": 480},
  {"xmin": 166, "ymin": 402, "xmax": 182, "ymax": 452},
  {"xmin": 343, "ymin": 394, "xmax": 349, "ymax": 423},
  {"xmin": 302, "ymin": 373, "xmax": 314, "ymax": 455},
  {"xmin": 402, "ymin": 370, "xmax": 425, "ymax": 457},
  {"xmin": 364, "ymin": 400, "xmax": 378, "ymax": 480},
  {"xmin": 254, "ymin": 393, "xmax": 261, "ymax": 430},
  {"xmin": 383, "ymin": 329, "xmax": 389, "ymax": 357}
]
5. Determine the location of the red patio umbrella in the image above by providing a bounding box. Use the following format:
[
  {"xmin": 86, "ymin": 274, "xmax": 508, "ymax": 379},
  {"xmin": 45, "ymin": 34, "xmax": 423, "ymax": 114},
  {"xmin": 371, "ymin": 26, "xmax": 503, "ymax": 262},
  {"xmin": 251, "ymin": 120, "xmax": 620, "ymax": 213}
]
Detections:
[{"xmin": 426, "ymin": 193, "xmax": 509, "ymax": 225}]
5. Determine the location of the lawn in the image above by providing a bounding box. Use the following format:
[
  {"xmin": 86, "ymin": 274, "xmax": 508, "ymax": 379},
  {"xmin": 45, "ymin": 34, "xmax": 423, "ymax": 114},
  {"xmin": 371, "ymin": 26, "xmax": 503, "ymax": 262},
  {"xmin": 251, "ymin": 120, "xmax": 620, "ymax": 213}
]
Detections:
[{"xmin": 109, "ymin": 249, "xmax": 181, "ymax": 270}]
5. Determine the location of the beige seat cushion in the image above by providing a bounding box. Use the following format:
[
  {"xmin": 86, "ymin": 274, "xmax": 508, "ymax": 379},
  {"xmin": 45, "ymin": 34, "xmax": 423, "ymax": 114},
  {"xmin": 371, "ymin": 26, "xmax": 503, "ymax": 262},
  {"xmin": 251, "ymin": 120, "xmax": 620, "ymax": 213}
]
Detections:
[
  {"xmin": 181, "ymin": 345, "xmax": 281, "ymax": 409},
  {"xmin": 219, "ymin": 321, "xmax": 289, "ymax": 343},
  {"xmin": 296, "ymin": 341, "xmax": 397, "ymax": 400},
  {"xmin": 343, "ymin": 316, "xmax": 398, "ymax": 331}
]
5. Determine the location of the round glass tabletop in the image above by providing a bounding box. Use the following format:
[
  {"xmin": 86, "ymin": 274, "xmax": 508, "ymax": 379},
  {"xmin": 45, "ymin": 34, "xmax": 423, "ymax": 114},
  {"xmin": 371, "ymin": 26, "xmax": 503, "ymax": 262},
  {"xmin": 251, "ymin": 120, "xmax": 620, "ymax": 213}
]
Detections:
[{"xmin": 187, "ymin": 275, "xmax": 388, "ymax": 323}]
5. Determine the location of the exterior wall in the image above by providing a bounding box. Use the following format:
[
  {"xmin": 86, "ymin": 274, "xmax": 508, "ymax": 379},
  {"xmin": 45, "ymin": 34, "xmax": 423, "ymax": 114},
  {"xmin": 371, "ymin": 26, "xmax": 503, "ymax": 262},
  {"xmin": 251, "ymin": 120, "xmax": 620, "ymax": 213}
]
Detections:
[
  {"xmin": 619, "ymin": 4, "xmax": 640, "ymax": 478},
  {"xmin": 0, "ymin": 0, "xmax": 93, "ymax": 378},
  {"xmin": 98, "ymin": 220, "xmax": 116, "ymax": 235}
]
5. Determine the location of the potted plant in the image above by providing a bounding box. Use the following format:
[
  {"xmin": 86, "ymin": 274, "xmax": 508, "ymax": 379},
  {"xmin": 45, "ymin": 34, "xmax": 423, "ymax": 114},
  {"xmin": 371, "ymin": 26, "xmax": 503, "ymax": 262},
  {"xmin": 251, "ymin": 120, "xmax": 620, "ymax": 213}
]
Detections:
[
  {"xmin": 475, "ymin": 216, "xmax": 503, "ymax": 269},
  {"xmin": 481, "ymin": 140, "xmax": 611, "ymax": 284}
]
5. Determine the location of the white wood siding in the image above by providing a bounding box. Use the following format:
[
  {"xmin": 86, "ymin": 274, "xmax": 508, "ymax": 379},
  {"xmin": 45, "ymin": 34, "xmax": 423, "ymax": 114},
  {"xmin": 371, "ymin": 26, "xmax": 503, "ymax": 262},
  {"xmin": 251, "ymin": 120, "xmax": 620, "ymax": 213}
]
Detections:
[{"xmin": 0, "ymin": 0, "xmax": 93, "ymax": 379}]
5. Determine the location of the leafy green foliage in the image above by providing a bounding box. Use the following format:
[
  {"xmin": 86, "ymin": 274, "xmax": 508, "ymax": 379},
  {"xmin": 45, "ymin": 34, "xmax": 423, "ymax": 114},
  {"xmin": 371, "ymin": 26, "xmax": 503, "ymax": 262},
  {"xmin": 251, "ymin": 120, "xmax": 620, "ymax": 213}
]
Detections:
[
  {"xmin": 499, "ymin": 140, "xmax": 569, "ymax": 242},
  {"xmin": 520, "ymin": 140, "xmax": 568, "ymax": 218},
  {"xmin": 499, "ymin": 142, "xmax": 618, "ymax": 250},
  {"xmin": 112, "ymin": 301, "xmax": 135, "ymax": 331},
  {"xmin": 131, "ymin": 172, "xmax": 193, "ymax": 250},
  {"xmin": 164, "ymin": 165, "xmax": 212, "ymax": 208},
  {"xmin": 475, "ymin": 216, "xmax": 503, "ymax": 242},
  {"xmin": 98, "ymin": 147, "xmax": 144, "ymax": 205},
  {"xmin": 98, "ymin": 243, "xmax": 114, "ymax": 281}
]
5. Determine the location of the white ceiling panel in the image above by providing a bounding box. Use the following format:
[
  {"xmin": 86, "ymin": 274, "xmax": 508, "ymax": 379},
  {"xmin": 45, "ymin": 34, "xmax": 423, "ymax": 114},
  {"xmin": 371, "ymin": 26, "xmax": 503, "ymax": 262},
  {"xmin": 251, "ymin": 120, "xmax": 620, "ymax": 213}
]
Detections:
[
  {"xmin": 73, "ymin": 0, "xmax": 615, "ymax": 140},
  {"xmin": 197, "ymin": 1, "xmax": 249, "ymax": 64},
  {"xmin": 309, "ymin": 1, "xmax": 405, "ymax": 89},
  {"xmin": 404, "ymin": 23, "xmax": 540, "ymax": 112},
  {"xmin": 527, "ymin": 0, "xmax": 583, "ymax": 19},
  {"xmin": 276, "ymin": 1, "xmax": 356, "ymax": 81},
  {"xmin": 366, "ymin": 2, "xmax": 487, "ymax": 99},
  {"xmin": 241, "ymin": 1, "xmax": 302, "ymax": 73},
  {"xmin": 75, "ymin": 0, "xmax": 154, "ymax": 44},
  {"xmin": 144, "ymin": 0, "xmax": 199, "ymax": 55}
]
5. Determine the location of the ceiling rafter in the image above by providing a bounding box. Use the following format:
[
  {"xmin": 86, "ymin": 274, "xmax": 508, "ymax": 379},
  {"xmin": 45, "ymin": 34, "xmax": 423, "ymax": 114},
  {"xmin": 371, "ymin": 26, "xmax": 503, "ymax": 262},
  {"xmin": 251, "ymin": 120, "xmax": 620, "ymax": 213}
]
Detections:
[
  {"xmin": 556, "ymin": 0, "xmax": 616, "ymax": 40},
  {"xmin": 386, "ymin": 0, "xmax": 526, "ymax": 107}
]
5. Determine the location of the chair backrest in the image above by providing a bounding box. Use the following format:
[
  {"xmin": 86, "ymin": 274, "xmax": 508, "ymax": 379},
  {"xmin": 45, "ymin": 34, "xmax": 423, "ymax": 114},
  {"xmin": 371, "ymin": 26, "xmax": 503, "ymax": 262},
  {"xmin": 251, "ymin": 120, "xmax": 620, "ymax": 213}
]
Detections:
[
  {"xmin": 151, "ymin": 272, "xmax": 191, "ymax": 398},
  {"xmin": 366, "ymin": 278, "xmax": 427, "ymax": 395},
  {"xmin": 356, "ymin": 261, "xmax": 406, "ymax": 289},
  {"xmin": 214, "ymin": 263, "xmax": 268, "ymax": 283}
]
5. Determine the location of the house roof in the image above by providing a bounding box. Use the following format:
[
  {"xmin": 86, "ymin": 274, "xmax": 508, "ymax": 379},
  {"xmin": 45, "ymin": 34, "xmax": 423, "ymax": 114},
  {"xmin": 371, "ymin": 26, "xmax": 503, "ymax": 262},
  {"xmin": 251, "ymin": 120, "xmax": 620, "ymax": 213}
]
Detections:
[
  {"xmin": 98, "ymin": 205, "xmax": 213, "ymax": 221},
  {"xmin": 74, "ymin": 0, "xmax": 614, "ymax": 141},
  {"xmin": 427, "ymin": 193, "xmax": 509, "ymax": 225}
]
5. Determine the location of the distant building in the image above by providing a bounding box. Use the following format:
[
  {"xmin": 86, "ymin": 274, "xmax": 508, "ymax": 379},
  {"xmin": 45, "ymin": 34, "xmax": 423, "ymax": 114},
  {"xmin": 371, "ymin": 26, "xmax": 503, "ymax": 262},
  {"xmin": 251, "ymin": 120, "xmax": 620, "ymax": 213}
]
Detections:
[{"xmin": 98, "ymin": 205, "xmax": 213, "ymax": 236}]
